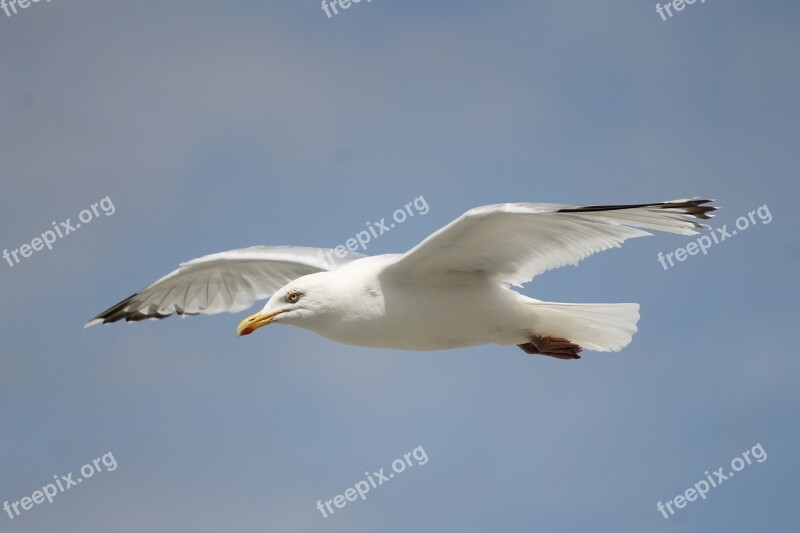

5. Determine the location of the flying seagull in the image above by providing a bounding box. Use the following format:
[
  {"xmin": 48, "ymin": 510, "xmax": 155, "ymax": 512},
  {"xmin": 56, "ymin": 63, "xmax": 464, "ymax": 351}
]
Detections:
[{"xmin": 86, "ymin": 199, "xmax": 716, "ymax": 359}]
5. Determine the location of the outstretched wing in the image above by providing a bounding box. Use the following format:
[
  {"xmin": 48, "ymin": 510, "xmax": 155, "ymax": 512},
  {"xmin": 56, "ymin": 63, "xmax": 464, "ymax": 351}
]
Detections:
[
  {"xmin": 384, "ymin": 199, "xmax": 716, "ymax": 286},
  {"xmin": 85, "ymin": 246, "xmax": 365, "ymax": 326}
]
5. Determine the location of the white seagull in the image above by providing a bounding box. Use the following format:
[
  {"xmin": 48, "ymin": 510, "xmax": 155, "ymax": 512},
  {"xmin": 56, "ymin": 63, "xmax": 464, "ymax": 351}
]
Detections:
[{"xmin": 87, "ymin": 199, "xmax": 716, "ymax": 359}]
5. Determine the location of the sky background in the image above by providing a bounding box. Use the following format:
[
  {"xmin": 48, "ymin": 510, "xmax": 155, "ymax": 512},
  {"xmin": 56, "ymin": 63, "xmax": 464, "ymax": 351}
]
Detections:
[{"xmin": 1, "ymin": 1, "xmax": 798, "ymax": 532}]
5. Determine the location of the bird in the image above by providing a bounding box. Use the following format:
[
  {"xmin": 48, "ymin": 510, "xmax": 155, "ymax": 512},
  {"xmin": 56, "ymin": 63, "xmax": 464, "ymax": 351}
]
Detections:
[{"xmin": 86, "ymin": 199, "xmax": 716, "ymax": 360}]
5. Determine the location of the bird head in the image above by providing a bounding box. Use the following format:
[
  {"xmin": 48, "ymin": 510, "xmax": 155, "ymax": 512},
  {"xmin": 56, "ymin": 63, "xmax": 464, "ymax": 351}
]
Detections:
[{"xmin": 236, "ymin": 273, "xmax": 333, "ymax": 337}]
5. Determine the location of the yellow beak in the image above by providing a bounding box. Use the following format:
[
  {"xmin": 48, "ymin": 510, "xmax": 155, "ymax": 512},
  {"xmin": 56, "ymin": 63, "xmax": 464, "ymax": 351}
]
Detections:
[{"xmin": 236, "ymin": 309, "xmax": 286, "ymax": 337}]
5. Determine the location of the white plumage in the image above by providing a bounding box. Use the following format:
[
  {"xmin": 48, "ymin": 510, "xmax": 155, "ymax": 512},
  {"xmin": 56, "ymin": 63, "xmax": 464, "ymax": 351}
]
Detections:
[{"xmin": 87, "ymin": 199, "xmax": 715, "ymax": 359}]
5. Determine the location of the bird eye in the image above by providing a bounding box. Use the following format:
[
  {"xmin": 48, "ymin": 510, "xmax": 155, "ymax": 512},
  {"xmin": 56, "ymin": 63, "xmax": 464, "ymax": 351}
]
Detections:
[{"xmin": 285, "ymin": 290, "xmax": 302, "ymax": 304}]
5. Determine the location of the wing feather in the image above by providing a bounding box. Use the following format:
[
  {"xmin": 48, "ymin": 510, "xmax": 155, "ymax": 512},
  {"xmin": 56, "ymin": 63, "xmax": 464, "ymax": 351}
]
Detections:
[
  {"xmin": 85, "ymin": 245, "xmax": 365, "ymax": 327},
  {"xmin": 384, "ymin": 199, "xmax": 716, "ymax": 286}
]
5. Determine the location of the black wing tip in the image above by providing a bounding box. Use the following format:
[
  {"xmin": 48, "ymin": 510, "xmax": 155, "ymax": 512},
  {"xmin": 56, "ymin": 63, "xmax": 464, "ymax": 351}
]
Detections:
[
  {"xmin": 84, "ymin": 292, "xmax": 176, "ymax": 328},
  {"xmin": 557, "ymin": 198, "xmax": 718, "ymax": 220},
  {"xmin": 659, "ymin": 198, "xmax": 717, "ymax": 220}
]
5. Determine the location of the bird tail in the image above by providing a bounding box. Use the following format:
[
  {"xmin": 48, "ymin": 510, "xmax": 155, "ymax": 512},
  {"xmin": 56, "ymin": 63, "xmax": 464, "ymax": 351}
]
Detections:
[{"xmin": 525, "ymin": 300, "xmax": 640, "ymax": 352}]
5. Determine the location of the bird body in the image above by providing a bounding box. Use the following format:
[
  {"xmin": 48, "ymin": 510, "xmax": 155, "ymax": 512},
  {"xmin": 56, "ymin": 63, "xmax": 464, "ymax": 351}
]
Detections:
[
  {"xmin": 286, "ymin": 258, "xmax": 534, "ymax": 350},
  {"xmin": 87, "ymin": 199, "xmax": 716, "ymax": 359}
]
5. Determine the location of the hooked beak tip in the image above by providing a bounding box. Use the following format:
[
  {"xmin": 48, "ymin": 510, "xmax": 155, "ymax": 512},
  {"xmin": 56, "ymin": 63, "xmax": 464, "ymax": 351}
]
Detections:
[{"xmin": 236, "ymin": 309, "xmax": 286, "ymax": 337}]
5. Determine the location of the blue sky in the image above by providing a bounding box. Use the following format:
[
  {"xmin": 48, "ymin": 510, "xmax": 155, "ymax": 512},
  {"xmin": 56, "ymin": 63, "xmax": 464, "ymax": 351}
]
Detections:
[{"xmin": 1, "ymin": 1, "xmax": 798, "ymax": 531}]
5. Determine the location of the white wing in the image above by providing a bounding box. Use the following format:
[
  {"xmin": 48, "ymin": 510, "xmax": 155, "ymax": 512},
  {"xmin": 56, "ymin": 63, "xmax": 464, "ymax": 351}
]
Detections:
[
  {"xmin": 85, "ymin": 246, "xmax": 365, "ymax": 326},
  {"xmin": 384, "ymin": 199, "xmax": 716, "ymax": 286}
]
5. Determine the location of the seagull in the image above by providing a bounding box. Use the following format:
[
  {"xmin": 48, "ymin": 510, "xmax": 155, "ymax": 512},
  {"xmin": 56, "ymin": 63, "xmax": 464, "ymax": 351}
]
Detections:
[{"xmin": 86, "ymin": 199, "xmax": 716, "ymax": 359}]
